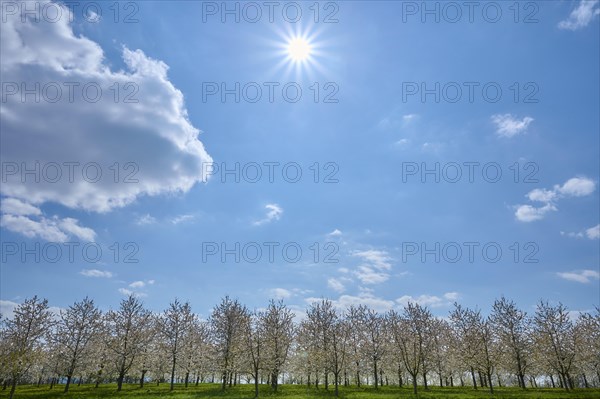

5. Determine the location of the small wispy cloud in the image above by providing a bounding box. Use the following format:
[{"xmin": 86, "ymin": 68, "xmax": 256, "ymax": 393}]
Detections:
[
  {"xmin": 80, "ymin": 269, "xmax": 113, "ymax": 278},
  {"xmin": 397, "ymin": 292, "xmax": 460, "ymax": 308},
  {"xmin": 561, "ymin": 224, "xmax": 600, "ymax": 240},
  {"xmin": 136, "ymin": 214, "xmax": 157, "ymax": 225},
  {"xmin": 171, "ymin": 214, "xmax": 195, "ymax": 225},
  {"xmin": 327, "ymin": 228, "xmax": 343, "ymax": 236},
  {"xmin": 586, "ymin": 224, "xmax": 600, "ymax": 239},
  {"xmin": 558, "ymin": 0, "xmax": 600, "ymax": 30},
  {"xmin": 515, "ymin": 177, "xmax": 596, "ymax": 222},
  {"xmin": 253, "ymin": 204, "xmax": 283, "ymax": 226},
  {"xmin": 402, "ymin": 113, "xmax": 418, "ymax": 122},
  {"xmin": 327, "ymin": 278, "xmax": 346, "ymax": 293},
  {"xmin": 269, "ymin": 288, "xmax": 292, "ymax": 299},
  {"xmin": 491, "ymin": 114, "xmax": 534, "ymax": 138},
  {"xmin": 118, "ymin": 287, "xmax": 147, "ymax": 297},
  {"xmin": 557, "ymin": 269, "xmax": 600, "ymax": 284}
]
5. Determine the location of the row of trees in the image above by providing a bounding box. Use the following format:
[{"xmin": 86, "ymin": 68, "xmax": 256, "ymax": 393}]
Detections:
[{"xmin": 1, "ymin": 295, "xmax": 598, "ymax": 398}]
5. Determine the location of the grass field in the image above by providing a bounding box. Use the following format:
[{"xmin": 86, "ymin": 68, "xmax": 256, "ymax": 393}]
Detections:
[{"xmin": 1, "ymin": 384, "xmax": 599, "ymax": 399}]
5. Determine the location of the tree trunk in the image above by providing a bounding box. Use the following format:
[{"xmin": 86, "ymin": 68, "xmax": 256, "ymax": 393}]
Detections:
[
  {"xmin": 411, "ymin": 373, "xmax": 418, "ymax": 395},
  {"xmin": 9, "ymin": 379, "xmax": 17, "ymax": 399},
  {"xmin": 140, "ymin": 370, "xmax": 147, "ymax": 388},
  {"xmin": 169, "ymin": 355, "xmax": 176, "ymax": 391},
  {"xmin": 334, "ymin": 372, "xmax": 339, "ymax": 397},
  {"xmin": 397, "ymin": 365, "xmax": 403, "ymax": 387},
  {"xmin": 470, "ymin": 367, "xmax": 477, "ymax": 389},
  {"xmin": 117, "ymin": 373, "xmax": 124, "ymax": 391},
  {"xmin": 487, "ymin": 371, "xmax": 494, "ymax": 394},
  {"xmin": 373, "ymin": 358, "xmax": 379, "ymax": 389},
  {"xmin": 221, "ymin": 371, "xmax": 227, "ymax": 391},
  {"xmin": 64, "ymin": 375, "xmax": 72, "ymax": 393},
  {"xmin": 254, "ymin": 373, "xmax": 259, "ymax": 398},
  {"xmin": 185, "ymin": 371, "xmax": 190, "ymax": 388},
  {"xmin": 271, "ymin": 371, "xmax": 278, "ymax": 392}
]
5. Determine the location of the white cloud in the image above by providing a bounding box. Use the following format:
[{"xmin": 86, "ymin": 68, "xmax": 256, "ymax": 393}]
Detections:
[
  {"xmin": 58, "ymin": 218, "xmax": 96, "ymax": 241},
  {"xmin": 118, "ymin": 287, "xmax": 146, "ymax": 297},
  {"xmin": 403, "ymin": 114, "xmax": 418, "ymax": 122},
  {"xmin": 352, "ymin": 250, "xmax": 392, "ymax": 270},
  {"xmin": 0, "ymin": 198, "xmax": 41, "ymax": 216},
  {"xmin": 557, "ymin": 177, "xmax": 596, "ymax": 197},
  {"xmin": 327, "ymin": 278, "xmax": 346, "ymax": 293},
  {"xmin": 136, "ymin": 214, "xmax": 157, "ymax": 225},
  {"xmin": 527, "ymin": 188, "xmax": 557, "ymax": 203},
  {"xmin": 307, "ymin": 293, "xmax": 395, "ymax": 313},
  {"xmin": 354, "ymin": 265, "xmax": 389, "ymax": 284},
  {"xmin": 0, "ymin": 299, "xmax": 62, "ymax": 320},
  {"xmin": 129, "ymin": 280, "xmax": 146, "ymax": 288},
  {"xmin": 561, "ymin": 231, "xmax": 585, "ymax": 238},
  {"xmin": 515, "ymin": 203, "xmax": 557, "ymax": 222},
  {"xmin": 561, "ymin": 224, "xmax": 600, "ymax": 240},
  {"xmin": 586, "ymin": 224, "xmax": 600, "ymax": 239},
  {"xmin": 515, "ymin": 177, "xmax": 595, "ymax": 222},
  {"xmin": 171, "ymin": 214, "xmax": 195, "ymax": 225},
  {"xmin": 444, "ymin": 292, "xmax": 460, "ymax": 301},
  {"xmin": 1, "ymin": 214, "xmax": 68, "ymax": 241},
  {"xmin": 269, "ymin": 288, "xmax": 292, "ymax": 300},
  {"xmin": 491, "ymin": 114, "xmax": 534, "ymax": 138},
  {"xmin": 0, "ymin": 300, "xmax": 18, "ymax": 319},
  {"xmin": 0, "ymin": 205, "xmax": 96, "ymax": 241},
  {"xmin": 397, "ymin": 292, "xmax": 459, "ymax": 308},
  {"xmin": 557, "ymin": 269, "xmax": 600, "ymax": 284},
  {"xmin": 558, "ymin": 0, "xmax": 600, "ymax": 30},
  {"xmin": 254, "ymin": 204, "xmax": 283, "ymax": 226},
  {"xmin": 80, "ymin": 269, "xmax": 113, "ymax": 278},
  {"xmin": 421, "ymin": 142, "xmax": 444, "ymax": 153},
  {"xmin": 327, "ymin": 229, "xmax": 343, "ymax": 236},
  {"xmin": 395, "ymin": 138, "xmax": 410, "ymax": 147},
  {"xmin": 0, "ymin": 1, "xmax": 212, "ymax": 213}
]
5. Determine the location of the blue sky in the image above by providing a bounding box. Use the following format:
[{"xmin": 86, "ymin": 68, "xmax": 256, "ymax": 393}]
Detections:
[{"xmin": 1, "ymin": 0, "xmax": 599, "ymax": 319}]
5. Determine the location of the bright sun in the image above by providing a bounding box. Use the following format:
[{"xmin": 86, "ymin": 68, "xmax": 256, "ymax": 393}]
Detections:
[{"xmin": 287, "ymin": 38, "xmax": 312, "ymax": 61}]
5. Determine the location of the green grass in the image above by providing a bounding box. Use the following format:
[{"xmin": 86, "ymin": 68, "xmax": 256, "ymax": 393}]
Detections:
[{"xmin": 1, "ymin": 384, "xmax": 599, "ymax": 399}]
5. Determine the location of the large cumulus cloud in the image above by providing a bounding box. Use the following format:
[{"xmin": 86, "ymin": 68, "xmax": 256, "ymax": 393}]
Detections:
[{"xmin": 1, "ymin": 0, "xmax": 212, "ymax": 213}]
